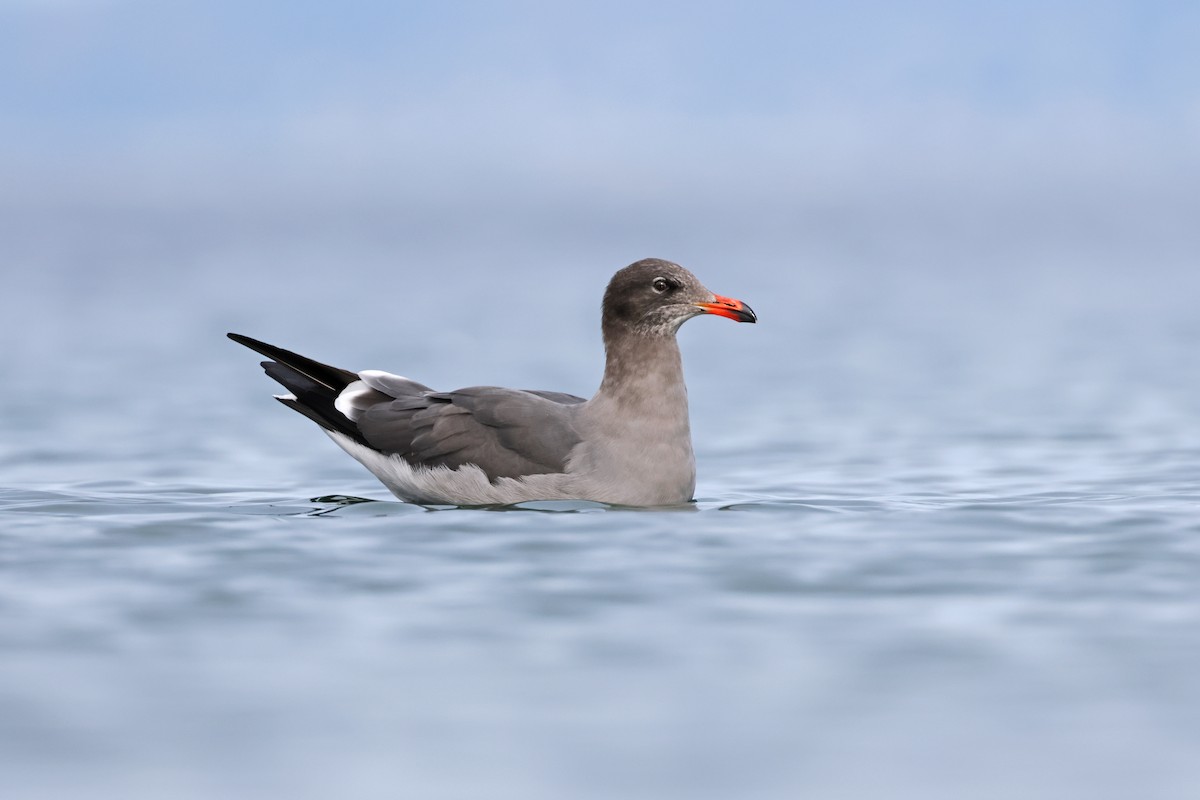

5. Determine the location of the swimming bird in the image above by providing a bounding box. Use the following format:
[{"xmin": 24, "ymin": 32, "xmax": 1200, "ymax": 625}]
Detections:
[{"xmin": 229, "ymin": 258, "xmax": 756, "ymax": 506}]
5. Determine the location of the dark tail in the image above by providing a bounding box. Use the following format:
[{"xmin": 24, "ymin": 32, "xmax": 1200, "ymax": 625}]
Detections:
[{"xmin": 228, "ymin": 333, "xmax": 369, "ymax": 445}]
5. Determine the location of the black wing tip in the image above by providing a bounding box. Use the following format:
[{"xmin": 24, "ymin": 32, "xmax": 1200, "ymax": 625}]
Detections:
[
  {"xmin": 231, "ymin": 332, "xmax": 368, "ymax": 446},
  {"xmin": 274, "ymin": 394, "xmax": 371, "ymax": 446},
  {"xmin": 228, "ymin": 332, "xmax": 264, "ymax": 349}
]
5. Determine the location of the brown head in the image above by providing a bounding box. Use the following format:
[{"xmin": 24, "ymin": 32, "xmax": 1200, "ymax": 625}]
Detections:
[{"xmin": 601, "ymin": 258, "xmax": 756, "ymax": 341}]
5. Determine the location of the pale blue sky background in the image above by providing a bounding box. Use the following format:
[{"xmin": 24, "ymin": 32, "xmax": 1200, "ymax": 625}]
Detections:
[{"xmin": 2, "ymin": 0, "xmax": 1198, "ymax": 361}]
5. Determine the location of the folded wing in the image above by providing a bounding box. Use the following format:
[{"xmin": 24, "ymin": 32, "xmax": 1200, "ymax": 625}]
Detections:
[
  {"xmin": 228, "ymin": 333, "xmax": 585, "ymax": 482},
  {"xmin": 357, "ymin": 384, "xmax": 585, "ymax": 479}
]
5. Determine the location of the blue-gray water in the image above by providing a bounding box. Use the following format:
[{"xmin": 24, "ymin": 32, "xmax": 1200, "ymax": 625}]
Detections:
[{"xmin": 3, "ymin": 257, "xmax": 1200, "ymax": 799}]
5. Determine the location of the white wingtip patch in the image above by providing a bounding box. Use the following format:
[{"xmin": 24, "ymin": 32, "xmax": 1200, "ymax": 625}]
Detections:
[
  {"xmin": 274, "ymin": 393, "xmax": 298, "ymax": 401},
  {"xmin": 359, "ymin": 370, "xmax": 410, "ymax": 391},
  {"xmin": 334, "ymin": 380, "xmax": 375, "ymax": 421}
]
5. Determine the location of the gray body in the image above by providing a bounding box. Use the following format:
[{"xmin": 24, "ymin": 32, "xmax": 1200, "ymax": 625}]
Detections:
[{"xmin": 230, "ymin": 258, "xmax": 755, "ymax": 507}]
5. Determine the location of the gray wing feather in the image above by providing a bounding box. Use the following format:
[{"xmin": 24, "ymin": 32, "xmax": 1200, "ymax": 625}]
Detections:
[
  {"xmin": 356, "ymin": 384, "xmax": 583, "ymax": 479},
  {"xmin": 524, "ymin": 390, "xmax": 587, "ymax": 405}
]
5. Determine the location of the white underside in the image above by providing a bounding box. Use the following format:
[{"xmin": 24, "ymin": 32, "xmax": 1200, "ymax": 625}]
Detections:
[{"xmin": 325, "ymin": 430, "xmax": 582, "ymax": 506}]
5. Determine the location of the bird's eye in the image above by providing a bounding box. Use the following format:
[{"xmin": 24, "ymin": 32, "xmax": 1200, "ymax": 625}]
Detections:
[{"xmin": 651, "ymin": 277, "xmax": 671, "ymax": 293}]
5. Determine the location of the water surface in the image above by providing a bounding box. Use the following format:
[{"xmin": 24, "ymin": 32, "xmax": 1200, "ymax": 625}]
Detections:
[{"xmin": 3, "ymin": 262, "xmax": 1200, "ymax": 799}]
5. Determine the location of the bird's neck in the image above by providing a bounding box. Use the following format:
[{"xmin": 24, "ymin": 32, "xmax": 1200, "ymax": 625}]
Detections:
[
  {"xmin": 584, "ymin": 327, "xmax": 696, "ymax": 506},
  {"xmin": 594, "ymin": 330, "xmax": 688, "ymax": 410}
]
